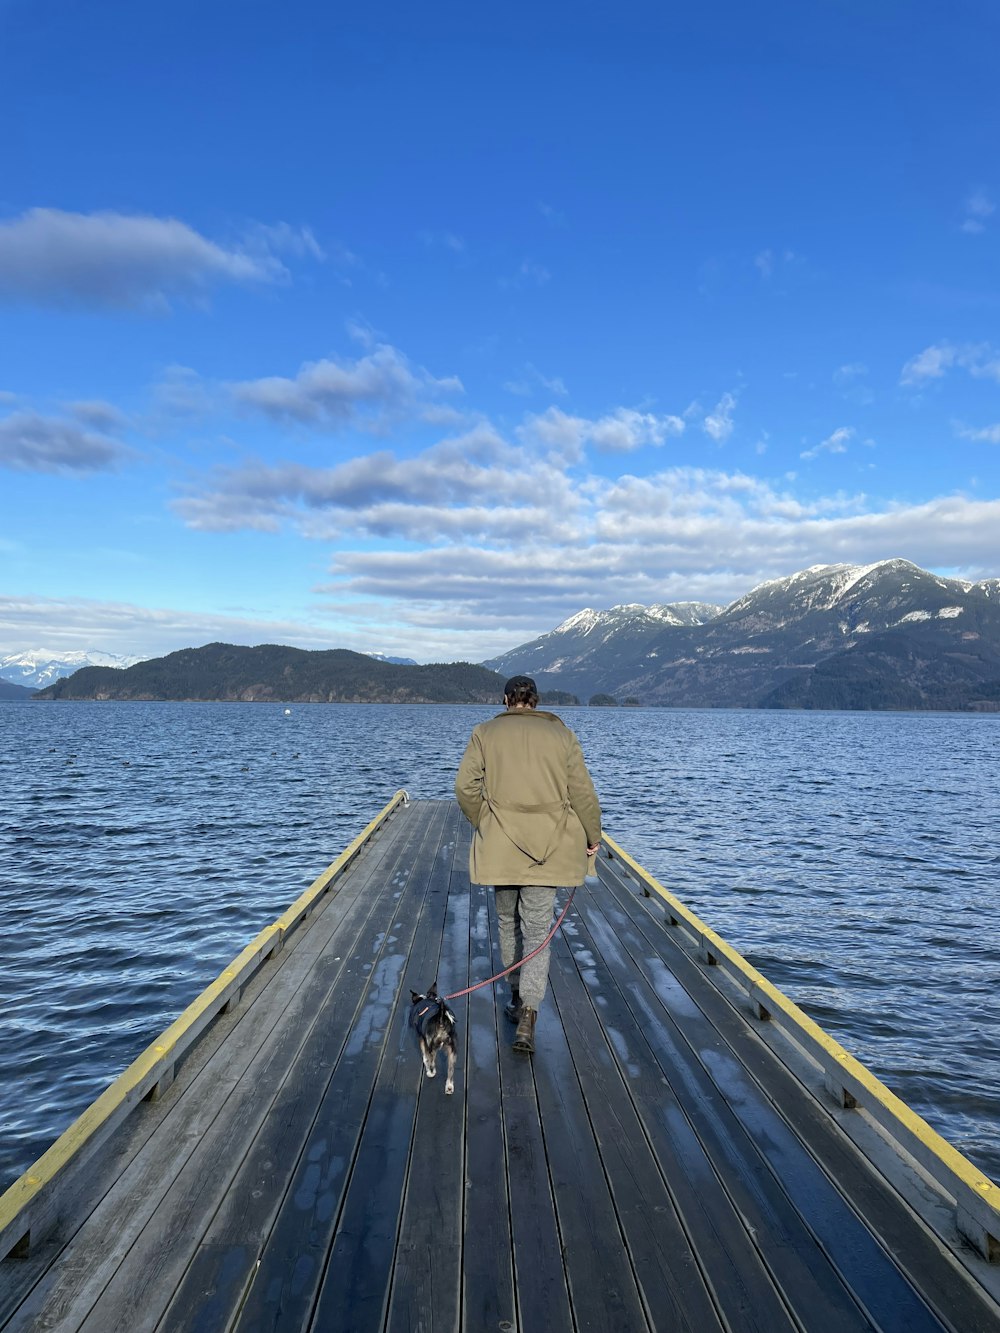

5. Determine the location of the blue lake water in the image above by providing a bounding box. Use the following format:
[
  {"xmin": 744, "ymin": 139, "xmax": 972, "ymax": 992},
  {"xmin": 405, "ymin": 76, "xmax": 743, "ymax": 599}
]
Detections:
[{"xmin": 1, "ymin": 700, "xmax": 998, "ymax": 1193}]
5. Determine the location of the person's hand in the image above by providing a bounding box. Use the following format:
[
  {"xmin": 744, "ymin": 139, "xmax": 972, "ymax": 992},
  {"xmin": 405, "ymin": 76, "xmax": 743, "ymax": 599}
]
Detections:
[{"xmin": 586, "ymin": 843, "xmax": 600, "ymax": 856}]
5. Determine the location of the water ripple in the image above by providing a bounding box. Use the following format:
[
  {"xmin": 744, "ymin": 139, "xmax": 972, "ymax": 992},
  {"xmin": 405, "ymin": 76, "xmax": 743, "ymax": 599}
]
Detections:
[{"xmin": 1, "ymin": 700, "xmax": 998, "ymax": 1191}]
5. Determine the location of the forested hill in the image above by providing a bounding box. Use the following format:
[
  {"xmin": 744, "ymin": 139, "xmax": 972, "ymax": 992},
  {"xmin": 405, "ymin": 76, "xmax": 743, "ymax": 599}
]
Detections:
[{"xmin": 33, "ymin": 643, "xmax": 505, "ymax": 704}]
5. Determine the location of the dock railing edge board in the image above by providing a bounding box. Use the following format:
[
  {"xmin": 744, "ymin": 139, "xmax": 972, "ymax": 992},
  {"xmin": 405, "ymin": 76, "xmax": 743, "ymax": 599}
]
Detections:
[
  {"xmin": 0, "ymin": 788, "xmax": 410, "ymax": 1264},
  {"xmin": 601, "ymin": 832, "xmax": 1000, "ymax": 1266}
]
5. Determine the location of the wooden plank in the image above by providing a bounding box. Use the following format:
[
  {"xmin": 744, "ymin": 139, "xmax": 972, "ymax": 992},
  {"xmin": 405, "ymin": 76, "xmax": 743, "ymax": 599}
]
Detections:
[
  {"xmin": 9, "ymin": 803, "xmax": 997, "ymax": 1333},
  {"xmin": 64, "ymin": 802, "xmax": 430, "ymax": 1333},
  {"xmin": 303, "ymin": 806, "xmax": 458, "ymax": 1333},
  {"xmin": 0, "ymin": 792, "xmax": 408, "ymax": 1268},
  {"xmin": 153, "ymin": 801, "xmax": 446, "ymax": 1333},
  {"xmin": 496, "ymin": 912, "xmax": 576, "ymax": 1333},
  {"xmin": 601, "ymin": 834, "xmax": 1000, "ymax": 1260},
  {"xmin": 544, "ymin": 935, "xmax": 725, "ymax": 1333},
  {"xmin": 385, "ymin": 811, "xmax": 470, "ymax": 1333},
  {"xmin": 200, "ymin": 800, "xmax": 445, "ymax": 1333},
  {"xmin": 593, "ymin": 860, "xmax": 958, "ymax": 1328},
  {"xmin": 0, "ymin": 810, "xmax": 417, "ymax": 1332},
  {"xmin": 597, "ymin": 859, "xmax": 1000, "ymax": 1333},
  {"xmin": 459, "ymin": 881, "xmax": 516, "ymax": 1333},
  {"xmin": 563, "ymin": 895, "xmax": 881, "ymax": 1332},
  {"xmin": 552, "ymin": 905, "xmax": 799, "ymax": 1333},
  {"xmin": 529, "ymin": 968, "xmax": 652, "ymax": 1332},
  {"xmin": 0, "ymin": 924, "xmax": 279, "ymax": 1261}
]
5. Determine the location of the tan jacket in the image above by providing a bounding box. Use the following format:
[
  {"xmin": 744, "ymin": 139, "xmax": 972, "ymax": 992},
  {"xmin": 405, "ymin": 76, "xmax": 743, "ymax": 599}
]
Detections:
[{"xmin": 455, "ymin": 708, "xmax": 602, "ymax": 887}]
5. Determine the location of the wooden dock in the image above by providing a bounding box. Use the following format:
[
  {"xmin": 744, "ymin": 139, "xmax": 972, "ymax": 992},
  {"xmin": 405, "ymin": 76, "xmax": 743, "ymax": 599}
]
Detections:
[{"xmin": 2, "ymin": 795, "xmax": 999, "ymax": 1332}]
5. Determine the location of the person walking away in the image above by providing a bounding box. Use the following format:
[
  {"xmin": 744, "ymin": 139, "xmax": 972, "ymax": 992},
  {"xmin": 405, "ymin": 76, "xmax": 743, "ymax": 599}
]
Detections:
[{"xmin": 454, "ymin": 674, "xmax": 602, "ymax": 1055}]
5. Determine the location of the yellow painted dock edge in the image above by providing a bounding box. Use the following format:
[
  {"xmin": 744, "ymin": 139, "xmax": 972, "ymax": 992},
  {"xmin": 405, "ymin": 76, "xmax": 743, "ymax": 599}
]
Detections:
[
  {"xmin": 601, "ymin": 833, "xmax": 1000, "ymax": 1264},
  {"xmin": 0, "ymin": 788, "xmax": 410, "ymax": 1261}
]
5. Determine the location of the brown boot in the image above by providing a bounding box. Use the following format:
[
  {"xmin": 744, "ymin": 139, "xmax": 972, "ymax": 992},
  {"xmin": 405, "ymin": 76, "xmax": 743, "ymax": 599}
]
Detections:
[
  {"xmin": 504, "ymin": 986, "xmax": 522, "ymax": 1024},
  {"xmin": 513, "ymin": 1006, "xmax": 537, "ymax": 1054}
]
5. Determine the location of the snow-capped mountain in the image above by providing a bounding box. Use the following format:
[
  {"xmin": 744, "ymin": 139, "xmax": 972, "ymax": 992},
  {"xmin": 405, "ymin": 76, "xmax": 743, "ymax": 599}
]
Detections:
[
  {"xmin": 484, "ymin": 601, "xmax": 723, "ymax": 679},
  {"xmin": 717, "ymin": 559, "xmax": 987, "ymax": 631},
  {"xmin": 484, "ymin": 560, "xmax": 1000, "ymax": 709},
  {"xmin": 0, "ymin": 649, "xmax": 146, "ymax": 691},
  {"xmin": 365, "ymin": 652, "xmax": 418, "ymax": 666}
]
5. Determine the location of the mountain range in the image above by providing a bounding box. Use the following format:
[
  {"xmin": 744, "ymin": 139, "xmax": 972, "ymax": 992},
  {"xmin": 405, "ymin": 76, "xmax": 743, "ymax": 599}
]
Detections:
[
  {"xmin": 484, "ymin": 560, "xmax": 1000, "ymax": 710},
  {"xmin": 0, "ymin": 649, "xmax": 145, "ymax": 691},
  {"xmin": 18, "ymin": 559, "xmax": 1000, "ymax": 711}
]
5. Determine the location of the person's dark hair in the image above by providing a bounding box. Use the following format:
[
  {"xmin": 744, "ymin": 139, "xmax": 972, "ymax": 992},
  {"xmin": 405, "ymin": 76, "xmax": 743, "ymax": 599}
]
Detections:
[{"xmin": 503, "ymin": 674, "xmax": 539, "ymax": 708}]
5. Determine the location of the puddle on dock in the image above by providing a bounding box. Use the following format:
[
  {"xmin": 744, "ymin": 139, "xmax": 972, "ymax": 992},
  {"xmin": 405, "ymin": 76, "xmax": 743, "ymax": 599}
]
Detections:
[
  {"xmin": 606, "ymin": 1025, "xmax": 640, "ymax": 1078},
  {"xmin": 344, "ymin": 954, "xmax": 406, "ymax": 1057}
]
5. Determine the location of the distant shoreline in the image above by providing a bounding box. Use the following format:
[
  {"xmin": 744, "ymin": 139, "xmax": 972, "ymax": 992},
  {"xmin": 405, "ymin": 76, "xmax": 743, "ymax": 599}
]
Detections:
[{"xmin": 13, "ymin": 696, "xmax": 1000, "ymax": 714}]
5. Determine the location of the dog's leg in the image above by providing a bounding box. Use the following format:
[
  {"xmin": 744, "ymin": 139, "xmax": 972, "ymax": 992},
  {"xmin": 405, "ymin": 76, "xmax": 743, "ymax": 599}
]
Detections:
[
  {"xmin": 420, "ymin": 1037, "xmax": 436, "ymax": 1078},
  {"xmin": 445, "ymin": 1044, "xmax": 455, "ymax": 1095}
]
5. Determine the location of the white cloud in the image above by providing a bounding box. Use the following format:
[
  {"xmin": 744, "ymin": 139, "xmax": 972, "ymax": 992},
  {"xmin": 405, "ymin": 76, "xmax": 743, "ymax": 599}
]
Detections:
[
  {"xmin": 754, "ymin": 249, "xmax": 774, "ymax": 279},
  {"xmin": 900, "ymin": 341, "xmax": 1000, "ymax": 386},
  {"xmin": 318, "ymin": 486, "xmax": 1000, "ymax": 648},
  {"xmin": 587, "ymin": 408, "xmax": 685, "ymax": 451},
  {"xmin": 171, "ymin": 420, "xmax": 1000, "ymax": 659},
  {"xmin": 0, "ymin": 593, "xmax": 363, "ymax": 660},
  {"xmin": 67, "ymin": 400, "xmax": 129, "ymax": 431},
  {"xmin": 595, "ymin": 468, "xmax": 864, "ymax": 530},
  {"xmin": 961, "ymin": 190, "xmax": 995, "ymax": 234},
  {"xmin": 306, "ymin": 501, "xmax": 567, "ymax": 546},
  {"xmin": 230, "ymin": 343, "xmax": 464, "ymax": 427},
  {"xmin": 956, "ymin": 422, "xmax": 1000, "ymax": 444},
  {"xmin": 800, "ymin": 426, "xmax": 854, "ymax": 461},
  {"xmin": 968, "ymin": 355, "xmax": 1000, "ymax": 381},
  {"xmin": 0, "ymin": 410, "xmax": 132, "ymax": 474},
  {"xmin": 0, "ymin": 208, "xmax": 321, "ymax": 310},
  {"xmin": 519, "ymin": 406, "xmax": 684, "ymax": 458},
  {"xmin": 0, "ymin": 587, "xmax": 557, "ymax": 664},
  {"xmin": 702, "ymin": 392, "xmax": 737, "ymax": 442},
  {"xmin": 834, "ymin": 363, "xmax": 868, "ymax": 384},
  {"xmin": 418, "ymin": 403, "xmax": 470, "ymax": 428},
  {"xmin": 245, "ymin": 221, "xmax": 325, "ymax": 261},
  {"xmin": 538, "ymin": 201, "xmax": 567, "ymax": 227},
  {"xmin": 520, "ymin": 407, "xmax": 589, "ymax": 460},
  {"xmin": 345, "ymin": 316, "xmax": 381, "ymax": 348},
  {"xmin": 833, "ymin": 362, "xmax": 874, "ymax": 405},
  {"xmin": 503, "ymin": 364, "xmax": 568, "ymax": 397},
  {"xmin": 900, "ymin": 344, "xmax": 958, "ymax": 385},
  {"xmin": 14, "ymin": 468, "xmax": 1000, "ymax": 662},
  {"xmin": 173, "ymin": 423, "xmax": 577, "ymax": 540},
  {"xmin": 152, "ymin": 365, "xmax": 217, "ymax": 419}
]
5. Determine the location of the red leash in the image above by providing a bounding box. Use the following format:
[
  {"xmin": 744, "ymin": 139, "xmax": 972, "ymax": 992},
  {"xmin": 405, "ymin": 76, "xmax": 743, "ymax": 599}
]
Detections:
[{"xmin": 442, "ymin": 887, "xmax": 577, "ymax": 1002}]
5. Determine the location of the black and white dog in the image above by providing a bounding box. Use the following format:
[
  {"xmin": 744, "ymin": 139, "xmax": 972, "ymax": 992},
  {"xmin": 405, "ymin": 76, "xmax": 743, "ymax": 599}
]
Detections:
[{"xmin": 409, "ymin": 984, "xmax": 457, "ymax": 1095}]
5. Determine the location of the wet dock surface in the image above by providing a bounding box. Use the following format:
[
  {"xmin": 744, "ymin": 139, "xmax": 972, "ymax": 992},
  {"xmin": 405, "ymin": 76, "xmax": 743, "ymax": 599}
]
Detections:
[{"xmin": 2, "ymin": 798, "xmax": 998, "ymax": 1332}]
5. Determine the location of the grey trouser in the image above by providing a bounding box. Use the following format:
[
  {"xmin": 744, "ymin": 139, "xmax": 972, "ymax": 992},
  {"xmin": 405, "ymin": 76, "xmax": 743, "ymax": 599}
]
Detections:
[{"xmin": 494, "ymin": 885, "xmax": 557, "ymax": 1011}]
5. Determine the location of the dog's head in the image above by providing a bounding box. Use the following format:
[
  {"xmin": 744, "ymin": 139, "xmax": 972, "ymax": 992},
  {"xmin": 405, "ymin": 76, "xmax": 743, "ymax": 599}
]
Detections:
[
  {"xmin": 409, "ymin": 983, "xmax": 456, "ymax": 1039},
  {"xmin": 409, "ymin": 983, "xmax": 445, "ymax": 1028}
]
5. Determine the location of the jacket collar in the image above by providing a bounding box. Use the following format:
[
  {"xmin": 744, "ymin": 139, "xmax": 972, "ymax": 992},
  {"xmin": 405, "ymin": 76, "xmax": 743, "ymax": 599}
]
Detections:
[{"xmin": 494, "ymin": 708, "xmax": 562, "ymax": 722}]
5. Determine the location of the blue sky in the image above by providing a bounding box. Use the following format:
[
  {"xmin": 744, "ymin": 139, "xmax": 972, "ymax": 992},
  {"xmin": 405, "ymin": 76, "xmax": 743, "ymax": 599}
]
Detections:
[{"xmin": 2, "ymin": 0, "xmax": 1000, "ymax": 662}]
